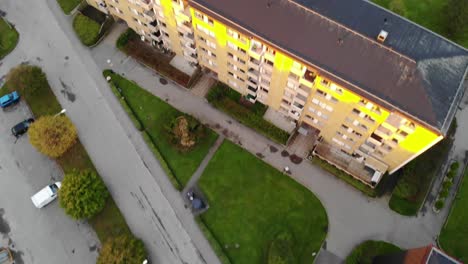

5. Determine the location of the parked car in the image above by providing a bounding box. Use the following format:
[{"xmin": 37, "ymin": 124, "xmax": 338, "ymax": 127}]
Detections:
[
  {"xmin": 0, "ymin": 247, "xmax": 12, "ymax": 264},
  {"xmin": 0, "ymin": 91, "xmax": 20, "ymax": 108},
  {"xmin": 11, "ymin": 118, "xmax": 34, "ymax": 137},
  {"xmin": 31, "ymin": 182, "xmax": 62, "ymax": 209}
]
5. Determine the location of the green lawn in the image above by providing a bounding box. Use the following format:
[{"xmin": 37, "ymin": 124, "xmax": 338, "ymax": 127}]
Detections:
[
  {"xmin": 105, "ymin": 71, "xmax": 218, "ymax": 187},
  {"xmin": 206, "ymin": 82, "xmax": 290, "ymax": 145},
  {"xmin": 439, "ymin": 169, "xmax": 468, "ymax": 262},
  {"xmin": 1, "ymin": 65, "xmax": 131, "ymax": 244},
  {"xmin": 57, "ymin": 0, "xmax": 82, "ymax": 14},
  {"xmin": 372, "ymin": 0, "xmax": 468, "ymax": 48},
  {"xmin": 198, "ymin": 140, "xmax": 328, "ymax": 263},
  {"xmin": 0, "ymin": 18, "xmax": 19, "ymax": 59},
  {"xmin": 388, "ymin": 121, "xmax": 456, "ymax": 216},
  {"xmin": 346, "ymin": 240, "xmax": 402, "ymax": 264},
  {"xmin": 73, "ymin": 13, "xmax": 101, "ymax": 46}
]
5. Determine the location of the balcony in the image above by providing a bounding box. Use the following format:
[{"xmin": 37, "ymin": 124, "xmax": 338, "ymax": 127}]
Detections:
[
  {"xmin": 297, "ymin": 84, "xmax": 310, "ymax": 97},
  {"xmin": 178, "ymin": 21, "xmax": 193, "ymax": 34},
  {"xmin": 175, "ymin": 6, "xmax": 191, "ymax": 22},
  {"xmin": 247, "ymin": 77, "xmax": 258, "ymax": 88},
  {"xmin": 247, "ymin": 68, "xmax": 259, "ymax": 80},
  {"xmin": 261, "ymin": 61, "xmax": 273, "ymax": 72},
  {"xmin": 248, "ymin": 58, "xmax": 260, "ymax": 71},
  {"xmin": 148, "ymin": 20, "xmax": 158, "ymax": 31},
  {"xmin": 138, "ymin": 0, "xmax": 153, "ymax": 10},
  {"xmin": 288, "ymin": 73, "xmax": 300, "ymax": 85},
  {"xmin": 248, "ymin": 41, "xmax": 264, "ymax": 60},
  {"xmin": 151, "ymin": 30, "xmax": 162, "ymax": 41},
  {"xmin": 183, "ymin": 33, "xmax": 195, "ymax": 44},
  {"xmin": 294, "ymin": 93, "xmax": 308, "ymax": 105},
  {"xmin": 184, "ymin": 43, "xmax": 196, "ymax": 53},
  {"xmin": 184, "ymin": 52, "xmax": 198, "ymax": 64},
  {"xmin": 288, "ymin": 110, "xmax": 301, "ymax": 120},
  {"xmin": 143, "ymin": 9, "xmax": 155, "ymax": 20},
  {"xmin": 264, "ymin": 49, "xmax": 275, "ymax": 62},
  {"xmin": 172, "ymin": 0, "xmax": 183, "ymax": 11},
  {"xmin": 246, "ymin": 93, "xmax": 257, "ymax": 103}
]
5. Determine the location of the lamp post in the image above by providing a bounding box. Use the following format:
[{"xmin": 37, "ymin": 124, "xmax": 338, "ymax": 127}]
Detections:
[{"xmin": 54, "ymin": 109, "xmax": 66, "ymax": 117}]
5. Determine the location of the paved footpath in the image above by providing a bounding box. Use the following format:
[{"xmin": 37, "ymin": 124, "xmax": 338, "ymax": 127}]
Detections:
[{"xmin": 93, "ymin": 24, "xmax": 468, "ymax": 262}]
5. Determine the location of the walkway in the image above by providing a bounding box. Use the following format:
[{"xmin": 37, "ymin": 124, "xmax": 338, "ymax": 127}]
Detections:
[
  {"xmin": 183, "ymin": 136, "xmax": 225, "ymax": 193},
  {"xmin": 92, "ymin": 25, "xmax": 463, "ymax": 262}
]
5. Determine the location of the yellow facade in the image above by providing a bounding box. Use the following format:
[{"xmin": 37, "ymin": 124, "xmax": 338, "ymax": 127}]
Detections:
[{"xmin": 87, "ymin": 0, "xmax": 444, "ymax": 186}]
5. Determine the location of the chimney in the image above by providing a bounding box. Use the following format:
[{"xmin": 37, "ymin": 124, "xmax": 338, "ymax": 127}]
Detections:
[{"xmin": 377, "ymin": 30, "xmax": 388, "ymax": 43}]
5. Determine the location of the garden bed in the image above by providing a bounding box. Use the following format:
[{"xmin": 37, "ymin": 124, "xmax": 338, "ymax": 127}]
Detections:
[
  {"xmin": 0, "ymin": 18, "xmax": 19, "ymax": 59},
  {"xmin": 346, "ymin": 240, "xmax": 402, "ymax": 264},
  {"xmin": 57, "ymin": 0, "xmax": 82, "ymax": 14},
  {"xmin": 206, "ymin": 82, "xmax": 290, "ymax": 145},
  {"xmin": 388, "ymin": 121, "xmax": 456, "ymax": 216},
  {"xmin": 198, "ymin": 140, "xmax": 328, "ymax": 263},
  {"xmin": 116, "ymin": 29, "xmax": 193, "ymax": 87},
  {"xmin": 104, "ymin": 70, "xmax": 218, "ymax": 188},
  {"xmin": 73, "ymin": 5, "xmax": 113, "ymax": 47},
  {"xmin": 1, "ymin": 65, "xmax": 132, "ymax": 243}
]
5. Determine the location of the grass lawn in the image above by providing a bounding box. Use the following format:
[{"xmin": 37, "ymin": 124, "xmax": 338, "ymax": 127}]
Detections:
[
  {"xmin": 0, "ymin": 18, "xmax": 19, "ymax": 59},
  {"xmin": 206, "ymin": 82, "xmax": 290, "ymax": 145},
  {"xmin": 57, "ymin": 0, "xmax": 82, "ymax": 14},
  {"xmin": 439, "ymin": 169, "xmax": 468, "ymax": 262},
  {"xmin": 372, "ymin": 0, "xmax": 468, "ymax": 48},
  {"xmin": 1, "ymin": 65, "xmax": 131, "ymax": 243},
  {"xmin": 73, "ymin": 13, "xmax": 101, "ymax": 46},
  {"xmin": 388, "ymin": 121, "xmax": 456, "ymax": 216},
  {"xmin": 198, "ymin": 140, "xmax": 328, "ymax": 263},
  {"xmin": 105, "ymin": 71, "xmax": 218, "ymax": 187},
  {"xmin": 346, "ymin": 240, "xmax": 402, "ymax": 264}
]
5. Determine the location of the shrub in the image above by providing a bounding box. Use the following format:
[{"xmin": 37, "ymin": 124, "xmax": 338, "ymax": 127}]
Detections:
[
  {"xmin": 5, "ymin": 65, "xmax": 49, "ymax": 96},
  {"xmin": 450, "ymin": 162, "xmax": 460, "ymax": 171},
  {"xmin": 166, "ymin": 115, "xmax": 206, "ymax": 152},
  {"xmin": 435, "ymin": 199, "xmax": 445, "ymax": 210},
  {"xmin": 28, "ymin": 115, "xmax": 78, "ymax": 158},
  {"xmin": 73, "ymin": 13, "xmax": 100, "ymax": 46},
  {"xmin": 59, "ymin": 170, "xmax": 109, "ymax": 219},
  {"xmin": 97, "ymin": 235, "xmax": 147, "ymax": 264},
  {"xmin": 393, "ymin": 177, "xmax": 418, "ymax": 199},
  {"xmin": 439, "ymin": 189, "xmax": 449, "ymax": 199},
  {"xmin": 443, "ymin": 180, "xmax": 453, "ymax": 189},
  {"xmin": 116, "ymin": 28, "xmax": 137, "ymax": 49}
]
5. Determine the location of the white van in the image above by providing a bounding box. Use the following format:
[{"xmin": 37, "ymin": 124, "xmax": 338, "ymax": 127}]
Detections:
[{"xmin": 31, "ymin": 182, "xmax": 62, "ymax": 208}]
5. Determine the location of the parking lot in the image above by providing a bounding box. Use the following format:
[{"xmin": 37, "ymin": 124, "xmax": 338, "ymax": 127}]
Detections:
[{"xmin": 0, "ymin": 101, "xmax": 99, "ymax": 264}]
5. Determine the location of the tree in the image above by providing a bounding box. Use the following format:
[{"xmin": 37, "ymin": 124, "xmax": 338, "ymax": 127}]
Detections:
[
  {"xmin": 97, "ymin": 235, "xmax": 147, "ymax": 264},
  {"xmin": 59, "ymin": 170, "xmax": 109, "ymax": 219},
  {"xmin": 389, "ymin": 0, "xmax": 407, "ymax": 16},
  {"xmin": 5, "ymin": 65, "xmax": 50, "ymax": 96},
  {"xmin": 28, "ymin": 115, "xmax": 78, "ymax": 158},
  {"xmin": 445, "ymin": 0, "xmax": 468, "ymax": 41}
]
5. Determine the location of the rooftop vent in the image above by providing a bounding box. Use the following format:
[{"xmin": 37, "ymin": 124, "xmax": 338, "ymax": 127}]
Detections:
[{"xmin": 377, "ymin": 30, "xmax": 388, "ymax": 43}]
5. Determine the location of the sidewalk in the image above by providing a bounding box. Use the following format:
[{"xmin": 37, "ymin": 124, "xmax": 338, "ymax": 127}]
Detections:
[{"xmin": 91, "ymin": 25, "xmax": 457, "ymax": 261}]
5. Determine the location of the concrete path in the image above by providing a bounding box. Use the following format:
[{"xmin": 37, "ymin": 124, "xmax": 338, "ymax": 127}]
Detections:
[
  {"xmin": 1, "ymin": 1, "xmax": 219, "ymax": 263},
  {"xmin": 190, "ymin": 74, "xmax": 215, "ymax": 97},
  {"xmin": 93, "ymin": 24, "xmax": 468, "ymax": 262},
  {"xmin": 183, "ymin": 135, "xmax": 225, "ymax": 192}
]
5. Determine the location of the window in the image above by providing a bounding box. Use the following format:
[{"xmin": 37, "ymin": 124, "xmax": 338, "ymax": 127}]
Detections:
[
  {"xmin": 227, "ymin": 52, "xmax": 234, "ymax": 58},
  {"xmin": 227, "ymin": 41, "xmax": 237, "ymax": 50},
  {"xmin": 316, "ymin": 89, "xmax": 326, "ymax": 96},
  {"xmin": 207, "ymin": 18, "xmax": 214, "ymax": 26},
  {"xmin": 194, "ymin": 10, "xmax": 203, "ymax": 20},
  {"xmin": 238, "ymin": 58, "xmax": 246, "ymax": 65},
  {"xmin": 352, "ymin": 108, "xmax": 360, "ymax": 115},
  {"xmin": 321, "ymin": 79, "xmax": 330, "ymax": 87}
]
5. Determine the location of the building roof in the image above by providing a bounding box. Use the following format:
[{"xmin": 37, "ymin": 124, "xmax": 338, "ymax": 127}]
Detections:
[{"xmin": 189, "ymin": 0, "xmax": 468, "ymax": 134}]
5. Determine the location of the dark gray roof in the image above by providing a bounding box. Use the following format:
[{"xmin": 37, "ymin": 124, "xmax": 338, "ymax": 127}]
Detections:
[
  {"xmin": 427, "ymin": 247, "xmax": 461, "ymax": 264},
  {"xmin": 189, "ymin": 0, "xmax": 468, "ymax": 134}
]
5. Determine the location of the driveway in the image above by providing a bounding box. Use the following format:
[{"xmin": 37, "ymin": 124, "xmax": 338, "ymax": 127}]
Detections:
[{"xmin": 0, "ymin": 101, "xmax": 99, "ymax": 264}]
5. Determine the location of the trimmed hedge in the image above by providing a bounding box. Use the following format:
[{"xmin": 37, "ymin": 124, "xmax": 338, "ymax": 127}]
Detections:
[
  {"xmin": 207, "ymin": 83, "xmax": 289, "ymax": 144},
  {"xmin": 73, "ymin": 13, "xmax": 100, "ymax": 46}
]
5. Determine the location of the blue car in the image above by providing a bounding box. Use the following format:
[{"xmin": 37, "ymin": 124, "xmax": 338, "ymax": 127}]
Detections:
[{"xmin": 0, "ymin": 91, "xmax": 20, "ymax": 108}]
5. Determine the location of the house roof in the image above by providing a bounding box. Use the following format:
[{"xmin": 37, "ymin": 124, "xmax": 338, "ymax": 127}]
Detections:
[{"xmin": 189, "ymin": 0, "xmax": 468, "ymax": 134}]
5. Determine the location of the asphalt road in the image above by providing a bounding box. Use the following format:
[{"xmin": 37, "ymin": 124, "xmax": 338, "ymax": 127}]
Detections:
[{"xmin": 0, "ymin": 101, "xmax": 99, "ymax": 264}]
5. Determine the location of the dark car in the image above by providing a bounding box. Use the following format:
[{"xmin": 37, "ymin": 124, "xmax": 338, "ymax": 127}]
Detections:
[{"xmin": 11, "ymin": 118, "xmax": 34, "ymax": 137}]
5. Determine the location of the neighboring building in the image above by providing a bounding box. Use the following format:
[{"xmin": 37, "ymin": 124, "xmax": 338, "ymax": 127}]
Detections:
[
  {"xmin": 374, "ymin": 244, "xmax": 462, "ymax": 264},
  {"xmin": 87, "ymin": 0, "xmax": 468, "ymax": 187}
]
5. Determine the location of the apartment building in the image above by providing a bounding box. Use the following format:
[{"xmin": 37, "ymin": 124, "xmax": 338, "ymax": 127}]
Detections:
[{"xmin": 87, "ymin": 0, "xmax": 468, "ymax": 187}]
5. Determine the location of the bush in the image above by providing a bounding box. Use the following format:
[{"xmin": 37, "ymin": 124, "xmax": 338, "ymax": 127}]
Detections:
[
  {"xmin": 28, "ymin": 115, "xmax": 78, "ymax": 158},
  {"xmin": 73, "ymin": 13, "xmax": 100, "ymax": 46},
  {"xmin": 435, "ymin": 199, "xmax": 445, "ymax": 210},
  {"xmin": 393, "ymin": 177, "xmax": 418, "ymax": 199},
  {"xmin": 116, "ymin": 28, "xmax": 137, "ymax": 50},
  {"xmin": 166, "ymin": 115, "xmax": 206, "ymax": 152},
  {"xmin": 59, "ymin": 170, "xmax": 109, "ymax": 219},
  {"xmin": 346, "ymin": 240, "xmax": 402, "ymax": 264},
  {"xmin": 443, "ymin": 180, "xmax": 453, "ymax": 189},
  {"xmin": 439, "ymin": 189, "xmax": 449, "ymax": 199},
  {"xmin": 5, "ymin": 65, "xmax": 49, "ymax": 96},
  {"xmin": 450, "ymin": 162, "xmax": 460, "ymax": 171},
  {"xmin": 97, "ymin": 235, "xmax": 147, "ymax": 264}
]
